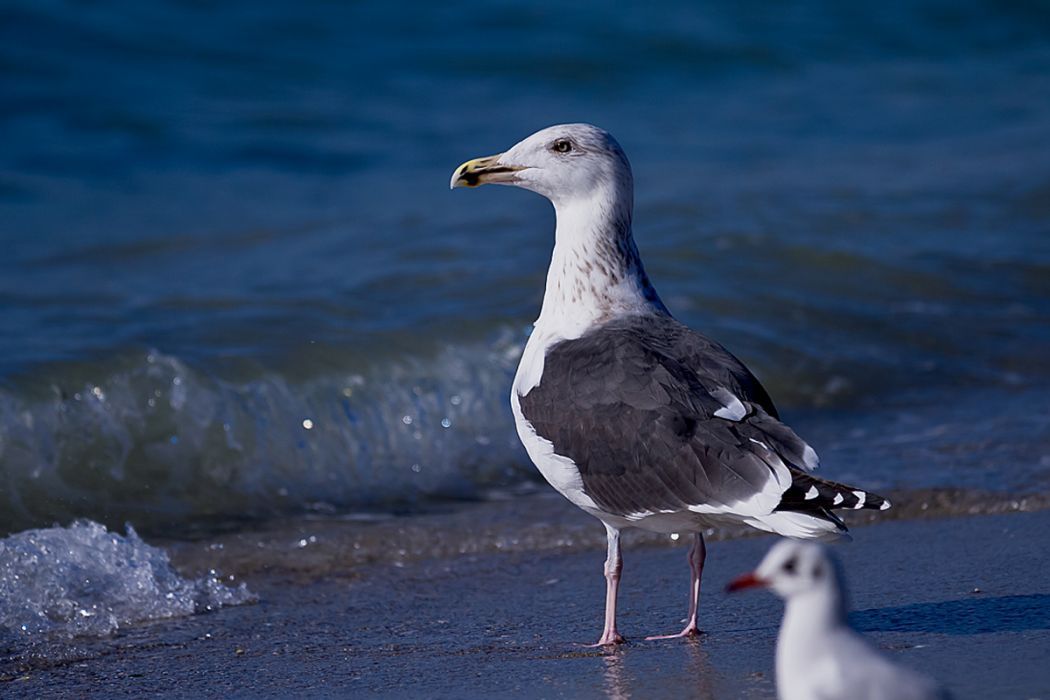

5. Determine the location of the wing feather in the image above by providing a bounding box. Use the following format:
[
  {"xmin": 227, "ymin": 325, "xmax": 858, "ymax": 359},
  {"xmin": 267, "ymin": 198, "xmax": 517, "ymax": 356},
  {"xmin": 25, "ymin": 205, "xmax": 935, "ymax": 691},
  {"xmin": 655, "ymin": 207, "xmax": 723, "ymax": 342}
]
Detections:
[{"xmin": 519, "ymin": 316, "xmax": 814, "ymax": 518}]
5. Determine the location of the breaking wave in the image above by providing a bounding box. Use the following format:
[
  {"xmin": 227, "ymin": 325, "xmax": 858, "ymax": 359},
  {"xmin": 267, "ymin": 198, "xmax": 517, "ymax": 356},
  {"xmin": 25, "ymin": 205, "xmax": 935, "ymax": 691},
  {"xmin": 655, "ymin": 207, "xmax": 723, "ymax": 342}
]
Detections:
[{"xmin": 0, "ymin": 332, "xmax": 530, "ymax": 535}]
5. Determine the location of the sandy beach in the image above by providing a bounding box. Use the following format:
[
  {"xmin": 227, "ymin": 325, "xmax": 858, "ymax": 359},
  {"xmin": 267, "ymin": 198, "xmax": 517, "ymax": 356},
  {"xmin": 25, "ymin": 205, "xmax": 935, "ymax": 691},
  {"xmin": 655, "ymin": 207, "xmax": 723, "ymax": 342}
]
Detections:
[{"xmin": 3, "ymin": 505, "xmax": 1048, "ymax": 699}]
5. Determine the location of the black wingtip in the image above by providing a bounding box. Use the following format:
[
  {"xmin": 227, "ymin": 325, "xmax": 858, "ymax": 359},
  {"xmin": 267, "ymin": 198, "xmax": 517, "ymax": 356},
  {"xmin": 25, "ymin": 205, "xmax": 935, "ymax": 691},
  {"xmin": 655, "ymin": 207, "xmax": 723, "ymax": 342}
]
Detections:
[{"xmin": 777, "ymin": 471, "xmax": 892, "ymax": 514}]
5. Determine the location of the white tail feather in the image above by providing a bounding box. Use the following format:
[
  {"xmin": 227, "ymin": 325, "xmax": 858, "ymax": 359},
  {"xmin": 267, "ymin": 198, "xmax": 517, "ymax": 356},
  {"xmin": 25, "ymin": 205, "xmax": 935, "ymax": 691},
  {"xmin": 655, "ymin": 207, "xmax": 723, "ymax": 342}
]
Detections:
[{"xmin": 744, "ymin": 511, "xmax": 850, "ymax": 542}]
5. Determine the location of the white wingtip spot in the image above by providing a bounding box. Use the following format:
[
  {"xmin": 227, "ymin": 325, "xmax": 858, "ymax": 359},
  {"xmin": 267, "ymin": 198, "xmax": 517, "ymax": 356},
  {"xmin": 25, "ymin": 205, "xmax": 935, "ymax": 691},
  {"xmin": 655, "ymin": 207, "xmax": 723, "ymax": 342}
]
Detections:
[
  {"xmin": 804, "ymin": 485, "xmax": 819, "ymax": 500},
  {"xmin": 711, "ymin": 387, "xmax": 747, "ymax": 421},
  {"xmin": 801, "ymin": 444, "xmax": 820, "ymax": 470},
  {"xmin": 833, "ymin": 493, "xmax": 844, "ymax": 505},
  {"xmin": 852, "ymin": 490, "xmax": 867, "ymax": 509},
  {"xmin": 880, "ymin": 499, "xmax": 891, "ymax": 510}
]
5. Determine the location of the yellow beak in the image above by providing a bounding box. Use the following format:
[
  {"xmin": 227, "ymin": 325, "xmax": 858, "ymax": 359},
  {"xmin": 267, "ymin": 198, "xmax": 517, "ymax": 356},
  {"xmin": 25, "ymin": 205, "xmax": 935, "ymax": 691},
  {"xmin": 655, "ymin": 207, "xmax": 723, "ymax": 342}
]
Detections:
[{"xmin": 449, "ymin": 153, "xmax": 524, "ymax": 189}]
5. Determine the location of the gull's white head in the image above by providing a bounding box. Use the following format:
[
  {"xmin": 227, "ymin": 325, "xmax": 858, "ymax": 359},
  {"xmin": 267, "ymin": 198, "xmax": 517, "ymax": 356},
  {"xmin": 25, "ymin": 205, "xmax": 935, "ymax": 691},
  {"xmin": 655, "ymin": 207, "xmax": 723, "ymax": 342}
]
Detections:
[
  {"xmin": 727, "ymin": 540, "xmax": 845, "ymax": 601},
  {"xmin": 450, "ymin": 123, "xmax": 633, "ymax": 207}
]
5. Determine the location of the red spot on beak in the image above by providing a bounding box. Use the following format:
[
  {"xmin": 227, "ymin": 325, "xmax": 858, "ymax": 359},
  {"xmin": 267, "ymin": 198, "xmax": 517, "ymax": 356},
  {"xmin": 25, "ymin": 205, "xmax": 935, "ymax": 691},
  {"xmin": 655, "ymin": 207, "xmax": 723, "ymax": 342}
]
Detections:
[{"xmin": 726, "ymin": 572, "xmax": 767, "ymax": 593}]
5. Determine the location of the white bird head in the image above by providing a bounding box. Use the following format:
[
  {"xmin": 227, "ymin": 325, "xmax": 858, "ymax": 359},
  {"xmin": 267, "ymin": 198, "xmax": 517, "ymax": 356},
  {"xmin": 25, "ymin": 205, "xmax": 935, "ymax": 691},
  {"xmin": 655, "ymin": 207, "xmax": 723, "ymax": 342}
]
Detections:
[
  {"xmin": 450, "ymin": 123, "xmax": 633, "ymax": 207},
  {"xmin": 727, "ymin": 540, "xmax": 845, "ymax": 601}
]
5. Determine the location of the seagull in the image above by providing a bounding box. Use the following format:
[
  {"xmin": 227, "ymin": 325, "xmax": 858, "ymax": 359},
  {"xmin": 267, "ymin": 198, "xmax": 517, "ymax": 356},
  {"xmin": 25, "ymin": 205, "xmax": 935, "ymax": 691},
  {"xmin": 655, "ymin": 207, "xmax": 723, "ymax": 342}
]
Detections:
[
  {"xmin": 450, "ymin": 123, "xmax": 890, "ymax": 645},
  {"xmin": 727, "ymin": 540, "xmax": 951, "ymax": 700}
]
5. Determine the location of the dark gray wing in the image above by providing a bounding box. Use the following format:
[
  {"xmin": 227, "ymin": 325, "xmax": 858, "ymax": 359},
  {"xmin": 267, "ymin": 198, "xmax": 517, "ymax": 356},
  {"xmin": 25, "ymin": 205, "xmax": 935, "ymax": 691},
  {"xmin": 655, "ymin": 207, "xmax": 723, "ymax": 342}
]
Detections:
[
  {"xmin": 519, "ymin": 315, "xmax": 884, "ymax": 520},
  {"xmin": 656, "ymin": 318, "xmax": 781, "ymax": 419}
]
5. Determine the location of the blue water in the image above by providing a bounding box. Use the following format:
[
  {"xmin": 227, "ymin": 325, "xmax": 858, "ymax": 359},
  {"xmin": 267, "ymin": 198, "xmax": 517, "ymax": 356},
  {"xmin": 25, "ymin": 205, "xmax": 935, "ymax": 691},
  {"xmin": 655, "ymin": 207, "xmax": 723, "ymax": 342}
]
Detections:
[{"xmin": 2, "ymin": 0, "xmax": 1050, "ymax": 533}]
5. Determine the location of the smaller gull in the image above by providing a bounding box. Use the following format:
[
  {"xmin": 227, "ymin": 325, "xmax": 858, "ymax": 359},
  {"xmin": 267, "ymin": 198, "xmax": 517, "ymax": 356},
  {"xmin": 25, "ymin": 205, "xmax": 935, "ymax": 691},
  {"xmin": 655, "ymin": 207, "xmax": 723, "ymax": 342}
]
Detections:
[{"xmin": 728, "ymin": 541, "xmax": 951, "ymax": 700}]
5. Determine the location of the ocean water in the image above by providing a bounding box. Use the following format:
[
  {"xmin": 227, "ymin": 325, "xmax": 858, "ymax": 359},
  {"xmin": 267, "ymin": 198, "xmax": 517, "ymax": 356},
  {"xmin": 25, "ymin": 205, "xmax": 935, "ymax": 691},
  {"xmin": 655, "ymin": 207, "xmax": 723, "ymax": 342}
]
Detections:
[{"xmin": 2, "ymin": 0, "xmax": 1050, "ymax": 544}]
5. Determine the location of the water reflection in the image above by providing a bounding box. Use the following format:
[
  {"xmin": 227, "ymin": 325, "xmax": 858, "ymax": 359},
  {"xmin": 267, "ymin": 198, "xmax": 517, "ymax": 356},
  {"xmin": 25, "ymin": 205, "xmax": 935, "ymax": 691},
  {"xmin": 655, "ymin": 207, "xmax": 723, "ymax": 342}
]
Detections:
[
  {"xmin": 600, "ymin": 638, "xmax": 719, "ymax": 700},
  {"xmin": 601, "ymin": 650, "xmax": 630, "ymax": 700},
  {"xmin": 682, "ymin": 638, "xmax": 719, "ymax": 700}
]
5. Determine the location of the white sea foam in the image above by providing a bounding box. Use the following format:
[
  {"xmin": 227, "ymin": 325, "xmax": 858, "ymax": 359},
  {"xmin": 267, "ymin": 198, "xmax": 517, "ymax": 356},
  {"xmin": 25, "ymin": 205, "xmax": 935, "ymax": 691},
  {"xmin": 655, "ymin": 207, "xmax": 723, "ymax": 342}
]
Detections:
[{"xmin": 0, "ymin": 520, "xmax": 254, "ymax": 641}]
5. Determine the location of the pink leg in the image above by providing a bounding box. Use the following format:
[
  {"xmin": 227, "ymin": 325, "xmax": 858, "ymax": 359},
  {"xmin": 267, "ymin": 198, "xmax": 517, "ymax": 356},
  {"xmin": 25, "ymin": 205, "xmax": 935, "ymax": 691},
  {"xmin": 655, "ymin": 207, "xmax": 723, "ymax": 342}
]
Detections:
[
  {"xmin": 588, "ymin": 525, "xmax": 625, "ymax": 646},
  {"xmin": 646, "ymin": 532, "xmax": 706, "ymax": 640}
]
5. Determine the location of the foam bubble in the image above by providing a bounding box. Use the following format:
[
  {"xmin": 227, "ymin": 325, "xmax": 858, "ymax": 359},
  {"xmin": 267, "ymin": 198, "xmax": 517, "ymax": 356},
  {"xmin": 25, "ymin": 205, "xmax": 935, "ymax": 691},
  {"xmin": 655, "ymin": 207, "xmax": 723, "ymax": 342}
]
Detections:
[{"xmin": 0, "ymin": 520, "xmax": 254, "ymax": 641}]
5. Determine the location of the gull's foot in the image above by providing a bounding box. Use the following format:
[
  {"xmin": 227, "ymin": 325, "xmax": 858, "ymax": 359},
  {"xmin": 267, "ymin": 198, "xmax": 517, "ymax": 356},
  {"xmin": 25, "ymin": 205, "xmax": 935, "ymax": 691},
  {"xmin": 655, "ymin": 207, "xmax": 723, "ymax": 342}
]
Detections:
[
  {"xmin": 644, "ymin": 625, "xmax": 702, "ymax": 641},
  {"xmin": 585, "ymin": 631, "xmax": 626, "ymax": 647}
]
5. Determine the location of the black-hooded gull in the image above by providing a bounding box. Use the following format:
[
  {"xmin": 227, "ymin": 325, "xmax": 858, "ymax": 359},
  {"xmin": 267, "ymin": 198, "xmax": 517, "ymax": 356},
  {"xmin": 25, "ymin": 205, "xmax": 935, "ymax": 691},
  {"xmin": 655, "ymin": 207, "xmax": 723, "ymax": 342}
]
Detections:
[
  {"xmin": 450, "ymin": 123, "xmax": 890, "ymax": 645},
  {"xmin": 728, "ymin": 541, "xmax": 950, "ymax": 700}
]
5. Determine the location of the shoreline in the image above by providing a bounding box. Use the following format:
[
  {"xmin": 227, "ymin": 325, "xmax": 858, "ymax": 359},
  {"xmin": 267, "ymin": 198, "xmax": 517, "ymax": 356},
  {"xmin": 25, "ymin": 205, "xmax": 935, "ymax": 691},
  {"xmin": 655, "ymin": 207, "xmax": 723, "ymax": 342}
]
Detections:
[
  {"xmin": 3, "ymin": 505, "xmax": 1050, "ymax": 698},
  {"xmin": 162, "ymin": 486, "xmax": 1050, "ymax": 582}
]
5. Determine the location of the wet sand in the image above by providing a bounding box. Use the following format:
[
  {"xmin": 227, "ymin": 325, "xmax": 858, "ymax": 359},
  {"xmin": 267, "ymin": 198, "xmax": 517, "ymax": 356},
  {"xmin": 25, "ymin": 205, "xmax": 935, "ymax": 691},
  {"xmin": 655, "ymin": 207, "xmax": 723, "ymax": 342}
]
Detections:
[{"xmin": 3, "ymin": 506, "xmax": 1050, "ymax": 699}]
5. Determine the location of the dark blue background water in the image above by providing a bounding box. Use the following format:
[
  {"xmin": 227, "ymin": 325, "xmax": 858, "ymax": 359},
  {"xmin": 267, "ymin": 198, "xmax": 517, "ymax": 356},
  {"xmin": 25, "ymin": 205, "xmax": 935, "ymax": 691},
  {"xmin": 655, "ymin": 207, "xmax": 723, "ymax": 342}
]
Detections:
[{"xmin": 2, "ymin": 0, "xmax": 1049, "ymax": 533}]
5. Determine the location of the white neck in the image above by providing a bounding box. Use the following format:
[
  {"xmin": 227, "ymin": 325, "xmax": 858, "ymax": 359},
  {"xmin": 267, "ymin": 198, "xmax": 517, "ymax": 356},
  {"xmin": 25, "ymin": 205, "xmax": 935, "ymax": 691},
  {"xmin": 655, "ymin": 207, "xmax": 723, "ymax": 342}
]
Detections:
[
  {"xmin": 782, "ymin": 585, "xmax": 848, "ymax": 637},
  {"xmin": 777, "ymin": 585, "xmax": 850, "ymax": 676},
  {"xmin": 534, "ymin": 186, "xmax": 667, "ymax": 338}
]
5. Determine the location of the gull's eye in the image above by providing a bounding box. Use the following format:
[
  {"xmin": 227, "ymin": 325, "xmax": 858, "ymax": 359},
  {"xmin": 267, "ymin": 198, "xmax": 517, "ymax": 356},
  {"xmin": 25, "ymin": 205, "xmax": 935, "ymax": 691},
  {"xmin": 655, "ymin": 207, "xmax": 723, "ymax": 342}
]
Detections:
[
  {"xmin": 551, "ymin": 139, "xmax": 573, "ymax": 154},
  {"xmin": 782, "ymin": 556, "xmax": 797, "ymax": 575}
]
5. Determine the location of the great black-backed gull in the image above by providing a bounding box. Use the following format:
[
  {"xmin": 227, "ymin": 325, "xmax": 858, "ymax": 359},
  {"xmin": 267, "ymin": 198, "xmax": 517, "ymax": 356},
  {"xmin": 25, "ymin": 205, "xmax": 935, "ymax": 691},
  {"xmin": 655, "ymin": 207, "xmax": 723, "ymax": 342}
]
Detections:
[
  {"xmin": 451, "ymin": 123, "xmax": 890, "ymax": 646},
  {"xmin": 728, "ymin": 541, "xmax": 949, "ymax": 700}
]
